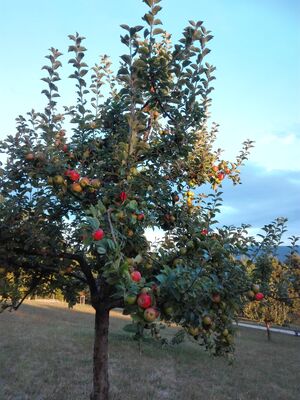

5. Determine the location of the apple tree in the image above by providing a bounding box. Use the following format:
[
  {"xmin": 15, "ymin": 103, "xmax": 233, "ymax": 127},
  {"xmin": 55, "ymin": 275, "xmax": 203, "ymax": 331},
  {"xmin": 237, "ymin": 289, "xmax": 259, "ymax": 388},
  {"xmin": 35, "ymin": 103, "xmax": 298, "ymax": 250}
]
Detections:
[
  {"xmin": 243, "ymin": 219, "xmax": 300, "ymax": 339},
  {"xmin": 0, "ymin": 1, "xmax": 257, "ymax": 399}
]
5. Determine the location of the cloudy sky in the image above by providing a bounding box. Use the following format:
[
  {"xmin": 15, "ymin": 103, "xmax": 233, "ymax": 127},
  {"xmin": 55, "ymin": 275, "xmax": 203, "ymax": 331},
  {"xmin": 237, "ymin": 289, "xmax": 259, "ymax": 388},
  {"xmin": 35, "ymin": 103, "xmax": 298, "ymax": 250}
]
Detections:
[{"xmin": 0, "ymin": 0, "xmax": 299, "ymax": 242}]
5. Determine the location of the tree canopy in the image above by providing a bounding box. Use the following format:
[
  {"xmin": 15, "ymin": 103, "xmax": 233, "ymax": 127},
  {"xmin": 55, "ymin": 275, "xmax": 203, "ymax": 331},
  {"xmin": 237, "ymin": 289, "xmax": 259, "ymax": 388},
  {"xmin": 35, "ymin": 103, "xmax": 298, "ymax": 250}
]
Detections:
[{"xmin": 1, "ymin": 1, "xmax": 297, "ymax": 399}]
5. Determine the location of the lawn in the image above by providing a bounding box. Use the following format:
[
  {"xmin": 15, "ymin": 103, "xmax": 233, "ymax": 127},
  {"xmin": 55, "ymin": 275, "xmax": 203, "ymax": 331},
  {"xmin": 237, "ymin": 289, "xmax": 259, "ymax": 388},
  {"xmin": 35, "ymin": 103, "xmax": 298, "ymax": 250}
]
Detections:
[{"xmin": 0, "ymin": 300, "xmax": 299, "ymax": 400}]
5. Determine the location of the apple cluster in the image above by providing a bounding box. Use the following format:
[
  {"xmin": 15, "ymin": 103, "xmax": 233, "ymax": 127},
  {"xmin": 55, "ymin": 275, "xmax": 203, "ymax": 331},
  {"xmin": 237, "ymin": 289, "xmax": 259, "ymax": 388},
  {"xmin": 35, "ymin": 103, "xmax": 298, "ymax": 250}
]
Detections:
[
  {"xmin": 46, "ymin": 168, "xmax": 102, "ymax": 197},
  {"xmin": 247, "ymin": 284, "xmax": 265, "ymax": 301},
  {"xmin": 125, "ymin": 286, "xmax": 160, "ymax": 324},
  {"xmin": 209, "ymin": 162, "xmax": 232, "ymax": 189}
]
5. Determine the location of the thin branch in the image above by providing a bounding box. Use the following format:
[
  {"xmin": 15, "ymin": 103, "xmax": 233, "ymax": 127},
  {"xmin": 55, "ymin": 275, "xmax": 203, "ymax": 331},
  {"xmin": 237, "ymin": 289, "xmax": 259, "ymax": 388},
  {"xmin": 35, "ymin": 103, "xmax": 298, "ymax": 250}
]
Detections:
[
  {"xmin": 0, "ymin": 251, "xmax": 88, "ymax": 285},
  {"xmin": 14, "ymin": 293, "xmax": 35, "ymax": 311},
  {"xmin": 107, "ymin": 208, "xmax": 117, "ymax": 245}
]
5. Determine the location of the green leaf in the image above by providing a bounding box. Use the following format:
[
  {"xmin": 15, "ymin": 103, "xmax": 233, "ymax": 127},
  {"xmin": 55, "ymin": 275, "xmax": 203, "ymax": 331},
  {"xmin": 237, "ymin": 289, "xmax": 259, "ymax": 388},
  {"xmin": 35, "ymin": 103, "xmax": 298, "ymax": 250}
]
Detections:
[
  {"xmin": 96, "ymin": 200, "xmax": 106, "ymax": 214},
  {"xmin": 86, "ymin": 217, "xmax": 100, "ymax": 230},
  {"xmin": 143, "ymin": 13, "xmax": 154, "ymax": 25},
  {"xmin": 96, "ymin": 246, "xmax": 106, "ymax": 255},
  {"xmin": 121, "ymin": 54, "xmax": 132, "ymax": 64},
  {"xmin": 106, "ymin": 239, "xmax": 117, "ymax": 251},
  {"xmin": 152, "ymin": 5, "xmax": 162, "ymax": 15},
  {"xmin": 153, "ymin": 28, "xmax": 164, "ymax": 35},
  {"xmin": 156, "ymin": 274, "xmax": 166, "ymax": 284},
  {"xmin": 153, "ymin": 19, "xmax": 162, "ymax": 25},
  {"xmin": 143, "ymin": 0, "xmax": 154, "ymax": 6},
  {"xmin": 126, "ymin": 200, "xmax": 138, "ymax": 211}
]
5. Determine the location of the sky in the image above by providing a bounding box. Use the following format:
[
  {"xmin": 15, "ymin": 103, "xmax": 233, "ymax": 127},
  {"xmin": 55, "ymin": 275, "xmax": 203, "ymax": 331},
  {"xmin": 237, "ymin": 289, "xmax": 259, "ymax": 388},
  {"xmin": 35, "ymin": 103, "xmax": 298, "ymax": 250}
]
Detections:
[{"xmin": 0, "ymin": 0, "xmax": 299, "ymax": 243}]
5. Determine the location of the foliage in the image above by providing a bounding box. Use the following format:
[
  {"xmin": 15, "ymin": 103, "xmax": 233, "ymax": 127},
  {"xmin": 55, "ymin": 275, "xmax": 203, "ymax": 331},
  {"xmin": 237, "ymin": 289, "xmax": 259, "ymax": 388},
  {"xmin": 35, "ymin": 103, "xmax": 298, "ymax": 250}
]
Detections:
[
  {"xmin": 243, "ymin": 257, "xmax": 296, "ymax": 325},
  {"xmin": 0, "ymin": 0, "xmax": 256, "ymax": 356},
  {"xmin": 1, "ymin": 0, "xmax": 296, "ymax": 397},
  {"xmin": 243, "ymin": 222, "xmax": 300, "ymax": 326}
]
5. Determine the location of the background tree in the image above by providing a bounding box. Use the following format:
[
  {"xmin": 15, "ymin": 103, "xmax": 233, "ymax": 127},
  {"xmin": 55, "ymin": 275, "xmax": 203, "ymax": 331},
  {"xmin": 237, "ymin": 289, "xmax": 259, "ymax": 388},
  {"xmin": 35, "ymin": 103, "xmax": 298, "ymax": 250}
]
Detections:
[
  {"xmin": 243, "ymin": 220, "xmax": 300, "ymax": 340},
  {"xmin": 0, "ymin": 1, "xmax": 258, "ymax": 399}
]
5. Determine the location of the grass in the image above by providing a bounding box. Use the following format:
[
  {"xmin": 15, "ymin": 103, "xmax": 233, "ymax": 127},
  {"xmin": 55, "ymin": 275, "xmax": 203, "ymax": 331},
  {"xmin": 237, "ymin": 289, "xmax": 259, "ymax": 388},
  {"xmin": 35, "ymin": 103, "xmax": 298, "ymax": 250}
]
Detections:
[{"xmin": 0, "ymin": 300, "xmax": 299, "ymax": 400}]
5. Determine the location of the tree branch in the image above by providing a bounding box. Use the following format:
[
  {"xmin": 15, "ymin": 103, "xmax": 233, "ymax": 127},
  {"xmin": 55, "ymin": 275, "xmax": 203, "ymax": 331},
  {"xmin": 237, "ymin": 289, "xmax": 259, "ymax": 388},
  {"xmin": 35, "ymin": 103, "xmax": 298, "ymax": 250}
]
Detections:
[{"xmin": 13, "ymin": 276, "xmax": 43, "ymax": 310}]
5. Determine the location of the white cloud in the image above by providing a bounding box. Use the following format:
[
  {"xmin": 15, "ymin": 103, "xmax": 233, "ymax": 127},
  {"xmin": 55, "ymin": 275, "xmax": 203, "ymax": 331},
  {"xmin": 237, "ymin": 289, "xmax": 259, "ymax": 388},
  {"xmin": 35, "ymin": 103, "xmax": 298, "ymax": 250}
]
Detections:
[
  {"xmin": 219, "ymin": 205, "xmax": 238, "ymax": 215},
  {"xmin": 251, "ymin": 132, "xmax": 300, "ymax": 172}
]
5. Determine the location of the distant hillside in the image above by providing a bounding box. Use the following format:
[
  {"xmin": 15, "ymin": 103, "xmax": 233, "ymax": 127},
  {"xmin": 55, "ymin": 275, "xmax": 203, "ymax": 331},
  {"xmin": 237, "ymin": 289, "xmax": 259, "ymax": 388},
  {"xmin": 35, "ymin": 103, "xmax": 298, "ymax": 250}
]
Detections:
[
  {"xmin": 243, "ymin": 246, "xmax": 296, "ymax": 262},
  {"xmin": 249, "ymin": 246, "xmax": 295, "ymax": 262},
  {"xmin": 276, "ymin": 246, "xmax": 295, "ymax": 262}
]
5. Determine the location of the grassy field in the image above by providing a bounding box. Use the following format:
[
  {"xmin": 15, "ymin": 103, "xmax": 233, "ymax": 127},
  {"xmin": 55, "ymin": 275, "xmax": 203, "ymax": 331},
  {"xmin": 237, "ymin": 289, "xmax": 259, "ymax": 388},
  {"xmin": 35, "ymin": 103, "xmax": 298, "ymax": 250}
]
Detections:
[{"xmin": 0, "ymin": 301, "xmax": 299, "ymax": 400}]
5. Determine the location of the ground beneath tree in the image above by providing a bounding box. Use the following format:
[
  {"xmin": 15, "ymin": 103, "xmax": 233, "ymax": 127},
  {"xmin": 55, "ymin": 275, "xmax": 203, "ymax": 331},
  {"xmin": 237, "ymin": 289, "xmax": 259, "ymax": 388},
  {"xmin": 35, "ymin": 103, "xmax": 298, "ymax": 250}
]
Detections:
[{"xmin": 0, "ymin": 300, "xmax": 299, "ymax": 400}]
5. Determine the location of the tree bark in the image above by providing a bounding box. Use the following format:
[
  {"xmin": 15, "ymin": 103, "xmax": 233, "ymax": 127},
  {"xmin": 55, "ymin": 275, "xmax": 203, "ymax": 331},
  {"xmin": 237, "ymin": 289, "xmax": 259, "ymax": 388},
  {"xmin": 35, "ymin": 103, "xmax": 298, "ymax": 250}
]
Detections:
[
  {"xmin": 265, "ymin": 321, "xmax": 271, "ymax": 341},
  {"xmin": 90, "ymin": 307, "xmax": 110, "ymax": 400}
]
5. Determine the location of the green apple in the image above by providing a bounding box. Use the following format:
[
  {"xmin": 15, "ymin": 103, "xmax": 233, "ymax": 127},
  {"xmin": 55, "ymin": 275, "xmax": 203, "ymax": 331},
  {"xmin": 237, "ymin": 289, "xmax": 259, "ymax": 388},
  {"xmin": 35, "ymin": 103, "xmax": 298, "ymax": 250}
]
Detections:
[{"xmin": 125, "ymin": 294, "xmax": 137, "ymax": 305}]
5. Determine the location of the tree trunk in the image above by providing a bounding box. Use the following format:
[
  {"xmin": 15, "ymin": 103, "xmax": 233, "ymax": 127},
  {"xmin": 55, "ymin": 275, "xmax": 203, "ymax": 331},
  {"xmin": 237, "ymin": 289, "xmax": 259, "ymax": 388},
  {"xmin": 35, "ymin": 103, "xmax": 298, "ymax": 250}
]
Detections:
[
  {"xmin": 90, "ymin": 307, "xmax": 110, "ymax": 400},
  {"xmin": 265, "ymin": 321, "xmax": 271, "ymax": 341}
]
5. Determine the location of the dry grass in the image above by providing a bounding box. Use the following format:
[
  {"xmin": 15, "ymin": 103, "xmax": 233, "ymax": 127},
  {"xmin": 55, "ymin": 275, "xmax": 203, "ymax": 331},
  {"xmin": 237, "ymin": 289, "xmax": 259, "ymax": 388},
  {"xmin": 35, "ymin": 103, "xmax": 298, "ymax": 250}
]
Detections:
[{"xmin": 0, "ymin": 300, "xmax": 299, "ymax": 400}]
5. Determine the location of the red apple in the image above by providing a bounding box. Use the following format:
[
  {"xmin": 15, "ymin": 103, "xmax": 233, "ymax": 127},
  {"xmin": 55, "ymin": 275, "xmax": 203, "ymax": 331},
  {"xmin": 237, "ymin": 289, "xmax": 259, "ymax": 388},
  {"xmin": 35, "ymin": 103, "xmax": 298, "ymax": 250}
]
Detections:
[
  {"xmin": 69, "ymin": 170, "xmax": 80, "ymax": 182},
  {"xmin": 65, "ymin": 169, "xmax": 80, "ymax": 182},
  {"xmin": 144, "ymin": 307, "xmax": 157, "ymax": 322},
  {"xmin": 131, "ymin": 270, "xmax": 141, "ymax": 282},
  {"xmin": 255, "ymin": 292, "xmax": 264, "ymax": 301},
  {"xmin": 201, "ymin": 229, "xmax": 208, "ymax": 236},
  {"xmin": 217, "ymin": 172, "xmax": 225, "ymax": 181},
  {"xmin": 137, "ymin": 293, "xmax": 152, "ymax": 309},
  {"xmin": 92, "ymin": 229, "xmax": 104, "ymax": 241},
  {"xmin": 119, "ymin": 191, "xmax": 127, "ymax": 202},
  {"xmin": 137, "ymin": 213, "xmax": 145, "ymax": 221}
]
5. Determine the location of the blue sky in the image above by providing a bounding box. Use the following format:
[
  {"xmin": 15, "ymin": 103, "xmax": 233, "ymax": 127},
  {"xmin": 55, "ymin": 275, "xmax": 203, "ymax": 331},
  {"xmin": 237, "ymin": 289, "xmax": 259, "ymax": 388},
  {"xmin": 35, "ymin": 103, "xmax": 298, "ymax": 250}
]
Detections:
[{"xmin": 1, "ymin": 0, "xmax": 299, "ymax": 242}]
